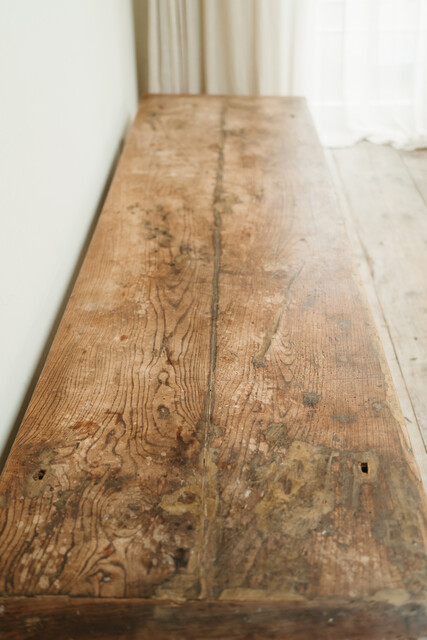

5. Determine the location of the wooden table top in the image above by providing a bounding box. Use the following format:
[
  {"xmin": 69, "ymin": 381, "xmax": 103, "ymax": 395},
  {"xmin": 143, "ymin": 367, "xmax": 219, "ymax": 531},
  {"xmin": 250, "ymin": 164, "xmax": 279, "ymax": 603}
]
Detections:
[{"xmin": 1, "ymin": 96, "xmax": 426, "ymax": 639}]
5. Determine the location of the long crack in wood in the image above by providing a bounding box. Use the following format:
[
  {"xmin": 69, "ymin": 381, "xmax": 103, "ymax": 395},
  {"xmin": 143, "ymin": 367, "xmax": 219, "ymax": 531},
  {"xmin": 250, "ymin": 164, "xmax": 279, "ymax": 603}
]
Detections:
[{"xmin": 198, "ymin": 102, "xmax": 227, "ymax": 599}]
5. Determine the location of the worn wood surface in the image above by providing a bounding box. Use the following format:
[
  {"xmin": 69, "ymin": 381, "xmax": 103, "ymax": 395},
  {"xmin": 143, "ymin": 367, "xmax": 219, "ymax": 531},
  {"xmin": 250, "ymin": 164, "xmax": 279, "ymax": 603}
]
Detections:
[
  {"xmin": 326, "ymin": 149, "xmax": 427, "ymax": 489},
  {"xmin": 1, "ymin": 596, "xmax": 426, "ymax": 640},
  {"xmin": 401, "ymin": 149, "xmax": 427, "ymax": 208},
  {"xmin": 0, "ymin": 96, "xmax": 427, "ymax": 638},
  {"xmin": 332, "ymin": 143, "xmax": 427, "ymax": 448}
]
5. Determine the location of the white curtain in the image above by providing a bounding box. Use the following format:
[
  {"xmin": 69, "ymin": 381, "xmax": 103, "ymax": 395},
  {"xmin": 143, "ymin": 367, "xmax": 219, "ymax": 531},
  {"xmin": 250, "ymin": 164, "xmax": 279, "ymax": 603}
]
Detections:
[
  {"xmin": 310, "ymin": 0, "xmax": 427, "ymax": 148},
  {"xmin": 140, "ymin": 0, "xmax": 427, "ymax": 148},
  {"xmin": 142, "ymin": 0, "xmax": 310, "ymax": 95}
]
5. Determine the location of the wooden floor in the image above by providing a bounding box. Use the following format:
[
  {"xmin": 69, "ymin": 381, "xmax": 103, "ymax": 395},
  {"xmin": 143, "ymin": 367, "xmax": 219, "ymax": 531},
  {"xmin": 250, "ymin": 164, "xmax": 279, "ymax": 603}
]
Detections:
[{"xmin": 328, "ymin": 144, "xmax": 427, "ymax": 489}]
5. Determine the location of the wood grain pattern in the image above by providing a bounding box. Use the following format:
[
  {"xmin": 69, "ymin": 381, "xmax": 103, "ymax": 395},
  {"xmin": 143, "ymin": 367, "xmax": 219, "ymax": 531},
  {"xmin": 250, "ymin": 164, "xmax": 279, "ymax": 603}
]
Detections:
[
  {"xmin": 326, "ymin": 148, "xmax": 427, "ymax": 490},
  {"xmin": 0, "ymin": 96, "xmax": 427, "ymax": 637},
  {"xmin": 1, "ymin": 596, "xmax": 426, "ymax": 640},
  {"xmin": 401, "ymin": 148, "xmax": 427, "ymax": 208},
  {"xmin": 332, "ymin": 143, "xmax": 427, "ymax": 446}
]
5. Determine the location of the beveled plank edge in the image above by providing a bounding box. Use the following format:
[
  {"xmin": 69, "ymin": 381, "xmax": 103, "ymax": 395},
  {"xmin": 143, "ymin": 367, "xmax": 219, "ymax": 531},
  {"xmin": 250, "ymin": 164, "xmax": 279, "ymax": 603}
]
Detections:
[
  {"xmin": 324, "ymin": 149, "xmax": 427, "ymax": 489},
  {"xmin": 0, "ymin": 596, "xmax": 426, "ymax": 640},
  {"xmin": 321, "ymin": 145, "xmax": 425, "ymax": 487}
]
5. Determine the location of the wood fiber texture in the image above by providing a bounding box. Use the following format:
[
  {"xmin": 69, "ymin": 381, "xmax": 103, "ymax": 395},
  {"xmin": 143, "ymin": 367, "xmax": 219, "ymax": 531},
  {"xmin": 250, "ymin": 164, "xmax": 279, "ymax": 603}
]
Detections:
[{"xmin": 0, "ymin": 96, "xmax": 426, "ymax": 638}]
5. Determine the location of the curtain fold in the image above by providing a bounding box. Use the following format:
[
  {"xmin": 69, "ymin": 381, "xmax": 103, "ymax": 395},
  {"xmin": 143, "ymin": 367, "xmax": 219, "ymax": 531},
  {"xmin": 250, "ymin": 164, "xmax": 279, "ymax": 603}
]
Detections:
[
  {"xmin": 147, "ymin": 0, "xmax": 202, "ymax": 93},
  {"xmin": 141, "ymin": 0, "xmax": 427, "ymax": 148},
  {"xmin": 145, "ymin": 0, "xmax": 309, "ymax": 96}
]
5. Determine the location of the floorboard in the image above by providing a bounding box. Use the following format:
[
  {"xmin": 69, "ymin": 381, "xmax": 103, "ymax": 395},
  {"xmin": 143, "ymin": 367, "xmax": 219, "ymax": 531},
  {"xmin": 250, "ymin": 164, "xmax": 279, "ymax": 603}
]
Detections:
[{"xmin": 400, "ymin": 149, "xmax": 427, "ymax": 208}]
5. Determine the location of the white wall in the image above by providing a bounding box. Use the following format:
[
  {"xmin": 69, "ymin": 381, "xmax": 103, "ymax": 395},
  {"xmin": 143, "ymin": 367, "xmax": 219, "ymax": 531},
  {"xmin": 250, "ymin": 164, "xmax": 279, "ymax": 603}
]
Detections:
[{"xmin": 0, "ymin": 1, "xmax": 138, "ymax": 460}]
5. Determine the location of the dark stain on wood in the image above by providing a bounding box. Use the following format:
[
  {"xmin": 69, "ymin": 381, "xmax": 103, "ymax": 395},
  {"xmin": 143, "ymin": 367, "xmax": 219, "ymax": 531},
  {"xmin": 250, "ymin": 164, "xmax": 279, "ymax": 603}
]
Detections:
[
  {"xmin": 303, "ymin": 392, "xmax": 320, "ymax": 407},
  {"xmin": 332, "ymin": 413, "xmax": 358, "ymax": 424}
]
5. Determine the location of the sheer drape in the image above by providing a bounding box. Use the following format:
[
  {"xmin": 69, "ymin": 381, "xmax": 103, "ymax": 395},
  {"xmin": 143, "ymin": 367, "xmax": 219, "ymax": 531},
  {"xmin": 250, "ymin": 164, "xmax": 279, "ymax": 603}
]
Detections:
[
  {"xmin": 138, "ymin": 0, "xmax": 427, "ymax": 148},
  {"xmin": 310, "ymin": 0, "xmax": 427, "ymax": 148},
  {"xmin": 142, "ymin": 0, "xmax": 309, "ymax": 96}
]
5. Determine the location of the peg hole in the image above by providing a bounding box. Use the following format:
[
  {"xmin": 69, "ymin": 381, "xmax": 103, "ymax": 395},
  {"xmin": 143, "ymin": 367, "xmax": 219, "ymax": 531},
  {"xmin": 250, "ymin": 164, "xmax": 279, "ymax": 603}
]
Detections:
[
  {"xmin": 360, "ymin": 462, "xmax": 368, "ymax": 474},
  {"xmin": 34, "ymin": 469, "xmax": 46, "ymax": 481}
]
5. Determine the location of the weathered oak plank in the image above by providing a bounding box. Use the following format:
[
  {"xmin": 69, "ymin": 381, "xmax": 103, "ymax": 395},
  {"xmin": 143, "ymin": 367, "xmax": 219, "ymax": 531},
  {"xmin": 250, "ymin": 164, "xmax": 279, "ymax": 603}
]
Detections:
[
  {"xmin": 0, "ymin": 97, "xmax": 220, "ymax": 599},
  {"xmin": 0, "ymin": 96, "xmax": 426, "ymax": 637}
]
